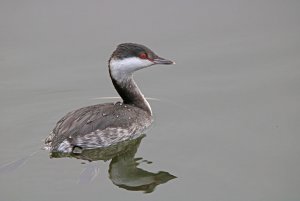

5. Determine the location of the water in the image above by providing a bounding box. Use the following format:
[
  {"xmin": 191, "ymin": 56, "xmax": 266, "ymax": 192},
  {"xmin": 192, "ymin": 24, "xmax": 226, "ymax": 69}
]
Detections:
[{"xmin": 1, "ymin": 1, "xmax": 300, "ymax": 200}]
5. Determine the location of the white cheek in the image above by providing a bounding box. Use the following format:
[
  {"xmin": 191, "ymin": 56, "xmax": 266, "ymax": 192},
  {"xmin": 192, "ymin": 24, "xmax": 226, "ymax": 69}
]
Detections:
[{"xmin": 110, "ymin": 58, "xmax": 153, "ymax": 82}]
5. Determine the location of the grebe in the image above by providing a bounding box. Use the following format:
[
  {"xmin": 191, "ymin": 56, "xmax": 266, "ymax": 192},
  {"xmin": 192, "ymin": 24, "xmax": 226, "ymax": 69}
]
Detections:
[{"xmin": 44, "ymin": 43, "xmax": 174, "ymax": 153}]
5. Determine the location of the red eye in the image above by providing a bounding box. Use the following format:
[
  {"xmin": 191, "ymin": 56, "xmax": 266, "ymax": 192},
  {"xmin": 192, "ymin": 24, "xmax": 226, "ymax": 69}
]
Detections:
[{"xmin": 139, "ymin": 53, "xmax": 147, "ymax": 59}]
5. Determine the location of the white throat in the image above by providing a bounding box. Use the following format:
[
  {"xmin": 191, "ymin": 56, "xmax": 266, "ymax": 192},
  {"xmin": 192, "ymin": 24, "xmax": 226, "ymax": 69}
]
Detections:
[{"xmin": 110, "ymin": 57, "xmax": 153, "ymax": 82}]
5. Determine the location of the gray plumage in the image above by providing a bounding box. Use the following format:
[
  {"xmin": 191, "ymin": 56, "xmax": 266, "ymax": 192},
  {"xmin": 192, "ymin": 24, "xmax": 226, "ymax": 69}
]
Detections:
[{"xmin": 45, "ymin": 102, "xmax": 152, "ymax": 153}]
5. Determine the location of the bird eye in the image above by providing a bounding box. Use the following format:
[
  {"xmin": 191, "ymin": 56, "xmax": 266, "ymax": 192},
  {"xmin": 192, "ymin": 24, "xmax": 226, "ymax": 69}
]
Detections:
[{"xmin": 139, "ymin": 53, "xmax": 147, "ymax": 59}]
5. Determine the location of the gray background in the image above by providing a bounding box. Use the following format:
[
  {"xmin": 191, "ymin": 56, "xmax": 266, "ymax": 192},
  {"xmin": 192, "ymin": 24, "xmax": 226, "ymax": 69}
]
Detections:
[{"xmin": 1, "ymin": 0, "xmax": 300, "ymax": 200}]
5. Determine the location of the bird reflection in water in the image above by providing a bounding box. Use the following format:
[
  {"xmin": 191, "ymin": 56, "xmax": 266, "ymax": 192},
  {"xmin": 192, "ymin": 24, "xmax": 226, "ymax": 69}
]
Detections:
[{"xmin": 50, "ymin": 135, "xmax": 176, "ymax": 193}]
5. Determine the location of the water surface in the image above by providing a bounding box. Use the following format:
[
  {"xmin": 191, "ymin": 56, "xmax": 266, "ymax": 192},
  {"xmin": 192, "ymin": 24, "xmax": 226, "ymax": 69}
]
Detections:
[{"xmin": 1, "ymin": 1, "xmax": 300, "ymax": 201}]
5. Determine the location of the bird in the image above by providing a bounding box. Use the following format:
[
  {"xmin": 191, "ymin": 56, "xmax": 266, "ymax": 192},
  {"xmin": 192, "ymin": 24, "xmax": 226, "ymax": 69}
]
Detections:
[{"xmin": 44, "ymin": 43, "xmax": 174, "ymax": 153}]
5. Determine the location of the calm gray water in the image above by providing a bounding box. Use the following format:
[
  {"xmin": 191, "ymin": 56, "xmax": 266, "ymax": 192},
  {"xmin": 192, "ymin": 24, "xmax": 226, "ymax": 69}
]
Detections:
[{"xmin": 1, "ymin": 1, "xmax": 300, "ymax": 200}]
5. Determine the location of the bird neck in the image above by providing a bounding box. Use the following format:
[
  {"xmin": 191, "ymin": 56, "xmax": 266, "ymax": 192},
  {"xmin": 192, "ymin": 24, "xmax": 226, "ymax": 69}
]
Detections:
[{"xmin": 109, "ymin": 66, "xmax": 152, "ymax": 115}]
